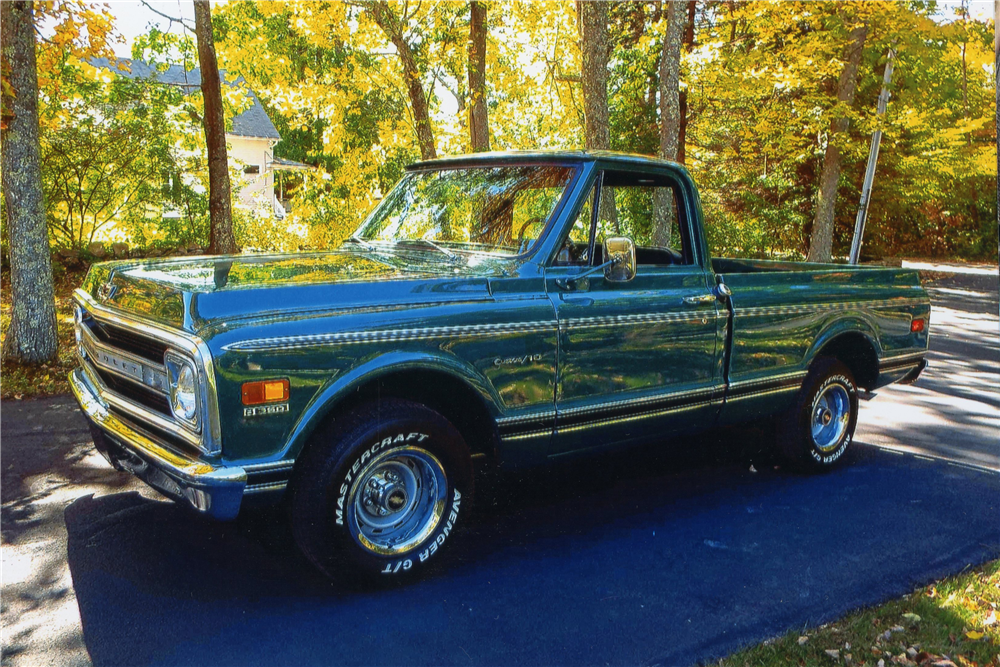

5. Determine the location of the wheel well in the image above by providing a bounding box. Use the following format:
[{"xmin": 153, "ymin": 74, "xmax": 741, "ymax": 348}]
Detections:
[
  {"xmin": 816, "ymin": 333, "xmax": 879, "ymax": 390},
  {"xmin": 329, "ymin": 369, "xmax": 499, "ymax": 462}
]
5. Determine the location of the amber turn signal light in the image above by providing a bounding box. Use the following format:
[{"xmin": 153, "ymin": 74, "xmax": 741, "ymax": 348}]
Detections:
[
  {"xmin": 910, "ymin": 318, "xmax": 926, "ymax": 333},
  {"xmin": 242, "ymin": 379, "xmax": 289, "ymax": 405}
]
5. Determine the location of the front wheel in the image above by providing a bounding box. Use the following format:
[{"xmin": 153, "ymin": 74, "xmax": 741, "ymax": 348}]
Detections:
[
  {"xmin": 290, "ymin": 399, "xmax": 473, "ymax": 579},
  {"xmin": 777, "ymin": 358, "xmax": 859, "ymax": 471}
]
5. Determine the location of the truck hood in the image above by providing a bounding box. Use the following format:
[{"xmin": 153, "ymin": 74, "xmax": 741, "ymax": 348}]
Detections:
[{"xmin": 81, "ymin": 250, "xmax": 506, "ymax": 332}]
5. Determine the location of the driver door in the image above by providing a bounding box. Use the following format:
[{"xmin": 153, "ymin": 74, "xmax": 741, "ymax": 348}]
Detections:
[{"xmin": 546, "ymin": 169, "xmax": 724, "ymax": 456}]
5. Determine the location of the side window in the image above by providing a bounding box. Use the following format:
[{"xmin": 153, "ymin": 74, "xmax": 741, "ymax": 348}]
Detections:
[
  {"xmin": 596, "ymin": 172, "xmax": 691, "ymax": 266},
  {"xmin": 554, "ymin": 185, "xmax": 596, "ymax": 265}
]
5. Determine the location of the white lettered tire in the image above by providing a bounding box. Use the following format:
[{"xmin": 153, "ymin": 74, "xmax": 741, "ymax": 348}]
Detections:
[
  {"xmin": 777, "ymin": 358, "xmax": 859, "ymax": 472},
  {"xmin": 291, "ymin": 399, "xmax": 473, "ymax": 580}
]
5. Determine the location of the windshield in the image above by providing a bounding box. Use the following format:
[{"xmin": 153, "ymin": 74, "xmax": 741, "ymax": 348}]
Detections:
[{"xmin": 353, "ymin": 165, "xmax": 577, "ymax": 257}]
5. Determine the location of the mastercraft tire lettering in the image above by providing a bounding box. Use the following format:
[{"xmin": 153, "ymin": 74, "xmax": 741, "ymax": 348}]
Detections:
[
  {"xmin": 777, "ymin": 358, "xmax": 859, "ymax": 472},
  {"xmin": 291, "ymin": 399, "xmax": 473, "ymax": 579}
]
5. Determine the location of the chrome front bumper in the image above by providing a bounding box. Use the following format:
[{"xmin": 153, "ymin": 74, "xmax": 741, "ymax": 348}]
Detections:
[{"xmin": 70, "ymin": 368, "xmax": 247, "ymax": 520}]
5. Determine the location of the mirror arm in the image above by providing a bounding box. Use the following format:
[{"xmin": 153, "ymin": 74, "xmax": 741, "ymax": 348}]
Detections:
[{"xmin": 556, "ymin": 257, "xmax": 619, "ymax": 290}]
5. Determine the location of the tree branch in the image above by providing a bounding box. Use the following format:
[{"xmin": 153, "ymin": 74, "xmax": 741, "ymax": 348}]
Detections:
[{"xmin": 139, "ymin": 0, "xmax": 195, "ymax": 31}]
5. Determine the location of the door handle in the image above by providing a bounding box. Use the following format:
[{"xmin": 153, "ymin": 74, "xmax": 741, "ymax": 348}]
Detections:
[{"xmin": 683, "ymin": 293, "xmax": 716, "ymax": 305}]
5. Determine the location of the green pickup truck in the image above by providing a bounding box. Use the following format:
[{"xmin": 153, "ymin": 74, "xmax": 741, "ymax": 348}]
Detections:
[{"xmin": 71, "ymin": 150, "xmax": 929, "ymax": 578}]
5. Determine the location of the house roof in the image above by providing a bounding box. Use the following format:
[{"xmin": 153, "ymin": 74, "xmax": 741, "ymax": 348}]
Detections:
[
  {"xmin": 90, "ymin": 57, "xmax": 281, "ymax": 141},
  {"xmin": 270, "ymin": 156, "xmax": 316, "ymax": 171}
]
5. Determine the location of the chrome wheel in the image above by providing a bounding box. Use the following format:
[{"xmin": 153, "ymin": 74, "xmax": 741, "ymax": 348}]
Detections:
[
  {"xmin": 810, "ymin": 384, "xmax": 851, "ymax": 452},
  {"xmin": 346, "ymin": 446, "xmax": 448, "ymax": 556}
]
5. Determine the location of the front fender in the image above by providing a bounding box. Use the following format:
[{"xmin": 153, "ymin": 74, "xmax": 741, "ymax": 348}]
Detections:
[{"xmin": 281, "ymin": 350, "xmax": 503, "ymax": 461}]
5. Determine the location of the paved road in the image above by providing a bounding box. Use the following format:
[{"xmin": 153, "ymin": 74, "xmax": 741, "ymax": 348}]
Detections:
[
  {"xmin": 2, "ymin": 268, "xmax": 997, "ymax": 667},
  {"xmin": 858, "ymin": 264, "xmax": 999, "ymax": 471}
]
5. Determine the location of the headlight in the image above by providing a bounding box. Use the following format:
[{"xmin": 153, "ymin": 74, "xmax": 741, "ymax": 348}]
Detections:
[{"xmin": 166, "ymin": 353, "xmax": 200, "ymax": 429}]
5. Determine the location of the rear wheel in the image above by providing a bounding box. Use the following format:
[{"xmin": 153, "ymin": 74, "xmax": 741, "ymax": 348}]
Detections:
[
  {"xmin": 290, "ymin": 399, "xmax": 473, "ymax": 579},
  {"xmin": 777, "ymin": 358, "xmax": 858, "ymax": 471}
]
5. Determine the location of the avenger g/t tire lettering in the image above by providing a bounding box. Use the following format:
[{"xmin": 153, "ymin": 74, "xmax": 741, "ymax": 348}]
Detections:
[
  {"xmin": 777, "ymin": 358, "xmax": 859, "ymax": 472},
  {"xmin": 291, "ymin": 399, "xmax": 473, "ymax": 579}
]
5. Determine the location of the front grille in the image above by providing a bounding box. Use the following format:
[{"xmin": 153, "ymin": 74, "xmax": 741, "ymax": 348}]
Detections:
[
  {"xmin": 75, "ymin": 296, "xmax": 212, "ymax": 455},
  {"xmin": 87, "ymin": 320, "xmax": 168, "ymax": 364},
  {"xmin": 92, "ymin": 364, "xmax": 172, "ymax": 416}
]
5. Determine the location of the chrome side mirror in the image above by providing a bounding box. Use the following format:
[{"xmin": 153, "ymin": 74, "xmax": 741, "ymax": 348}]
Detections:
[{"xmin": 603, "ymin": 236, "xmax": 636, "ymax": 282}]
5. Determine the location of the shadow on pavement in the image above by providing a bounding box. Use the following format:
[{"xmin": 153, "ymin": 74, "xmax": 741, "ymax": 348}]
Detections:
[
  {"xmin": 856, "ymin": 271, "xmax": 999, "ymax": 471},
  {"xmin": 65, "ymin": 431, "xmax": 999, "ymax": 667}
]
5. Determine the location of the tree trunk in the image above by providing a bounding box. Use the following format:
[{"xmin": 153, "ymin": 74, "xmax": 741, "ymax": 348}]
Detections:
[
  {"xmin": 677, "ymin": 0, "xmax": 696, "ymax": 165},
  {"xmin": 579, "ymin": 0, "xmax": 611, "ymax": 152},
  {"xmin": 960, "ymin": 0, "xmax": 969, "ymax": 118},
  {"xmin": 194, "ymin": 0, "xmax": 238, "ymax": 255},
  {"xmin": 369, "ymin": 1, "xmax": 437, "ymax": 160},
  {"xmin": 467, "ymin": 0, "xmax": 490, "ymax": 152},
  {"xmin": 806, "ymin": 23, "xmax": 867, "ymax": 263},
  {"xmin": 652, "ymin": 0, "xmax": 687, "ymax": 247},
  {"xmin": 578, "ymin": 0, "xmax": 617, "ymax": 232},
  {"xmin": 1, "ymin": 0, "xmax": 59, "ymax": 364}
]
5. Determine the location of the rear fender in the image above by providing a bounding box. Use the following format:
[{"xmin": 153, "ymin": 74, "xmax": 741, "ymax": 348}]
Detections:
[{"xmin": 806, "ymin": 316, "xmax": 882, "ymax": 387}]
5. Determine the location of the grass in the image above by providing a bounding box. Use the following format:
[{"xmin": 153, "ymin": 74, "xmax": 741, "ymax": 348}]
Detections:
[
  {"xmin": 0, "ymin": 264, "xmax": 87, "ymax": 400},
  {"xmin": 716, "ymin": 560, "xmax": 1000, "ymax": 667}
]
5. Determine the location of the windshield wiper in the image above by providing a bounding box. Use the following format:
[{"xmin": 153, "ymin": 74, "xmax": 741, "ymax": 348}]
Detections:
[
  {"xmin": 396, "ymin": 238, "xmax": 461, "ymax": 263},
  {"xmin": 345, "ymin": 235, "xmax": 375, "ymax": 250}
]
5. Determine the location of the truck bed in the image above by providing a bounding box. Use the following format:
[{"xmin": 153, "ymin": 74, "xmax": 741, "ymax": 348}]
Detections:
[
  {"xmin": 713, "ymin": 257, "xmax": 859, "ymax": 274},
  {"xmin": 711, "ymin": 257, "xmax": 922, "ymax": 298},
  {"xmin": 710, "ymin": 256, "xmax": 929, "ymax": 424}
]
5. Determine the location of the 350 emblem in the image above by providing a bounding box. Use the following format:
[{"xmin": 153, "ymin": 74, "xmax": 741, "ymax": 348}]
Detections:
[{"xmin": 243, "ymin": 403, "xmax": 289, "ymax": 417}]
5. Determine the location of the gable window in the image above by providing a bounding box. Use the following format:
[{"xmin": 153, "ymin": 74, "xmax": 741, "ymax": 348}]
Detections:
[{"xmin": 244, "ymin": 165, "xmax": 260, "ymax": 175}]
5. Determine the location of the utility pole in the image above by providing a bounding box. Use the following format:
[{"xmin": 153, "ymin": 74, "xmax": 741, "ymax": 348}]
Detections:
[{"xmin": 848, "ymin": 48, "xmax": 895, "ymax": 265}]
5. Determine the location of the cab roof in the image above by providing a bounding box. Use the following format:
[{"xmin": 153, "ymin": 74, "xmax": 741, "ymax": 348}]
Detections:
[{"xmin": 408, "ymin": 149, "xmax": 683, "ymax": 171}]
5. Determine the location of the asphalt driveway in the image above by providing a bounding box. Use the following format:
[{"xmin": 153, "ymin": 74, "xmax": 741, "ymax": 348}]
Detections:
[{"xmin": 2, "ymin": 264, "xmax": 997, "ymax": 667}]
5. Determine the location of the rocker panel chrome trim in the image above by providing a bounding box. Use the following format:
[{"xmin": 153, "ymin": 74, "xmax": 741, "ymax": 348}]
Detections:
[
  {"xmin": 242, "ymin": 460, "xmax": 296, "ymax": 473},
  {"xmin": 878, "ymin": 350, "xmax": 928, "ymax": 367},
  {"xmin": 728, "ymin": 370, "xmax": 809, "ymax": 391},
  {"xmin": 500, "ymin": 428, "xmax": 553, "ymax": 442},
  {"xmin": 244, "ymin": 481, "xmax": 289, "ymax": 494},
  {"xmin": 558, "ymin": 384, "xmax": 723, "ymax": 420},
  {"xmin": 557, "ymin": 398, "xmax": 718, "ymax": 435},
  {"xmin": 723, "ymin": 384, "xmax": 801, "ymax": 402}
]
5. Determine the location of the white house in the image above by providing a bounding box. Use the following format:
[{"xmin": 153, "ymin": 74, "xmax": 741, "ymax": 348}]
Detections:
[{"xmin": 91, "ymin": 58, "xmax": 310, "ymax": 218}]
